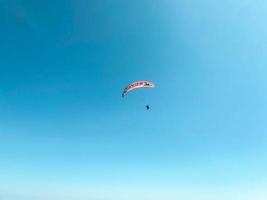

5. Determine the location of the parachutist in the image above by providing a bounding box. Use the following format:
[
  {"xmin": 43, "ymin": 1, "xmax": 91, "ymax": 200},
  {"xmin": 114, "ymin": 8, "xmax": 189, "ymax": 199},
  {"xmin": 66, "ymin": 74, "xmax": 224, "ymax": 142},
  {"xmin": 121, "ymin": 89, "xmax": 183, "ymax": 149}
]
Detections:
[{"xmin": 121, "ymin": 81, "xmax": 155, "ymax": 111}]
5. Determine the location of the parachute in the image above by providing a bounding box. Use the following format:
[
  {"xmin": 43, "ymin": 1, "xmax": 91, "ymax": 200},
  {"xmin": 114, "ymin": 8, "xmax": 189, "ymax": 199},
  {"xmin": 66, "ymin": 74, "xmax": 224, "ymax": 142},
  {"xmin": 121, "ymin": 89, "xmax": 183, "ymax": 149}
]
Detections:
[{"xmin": 122, "ymin": 80, "xmax": 155, "ymax": 97}]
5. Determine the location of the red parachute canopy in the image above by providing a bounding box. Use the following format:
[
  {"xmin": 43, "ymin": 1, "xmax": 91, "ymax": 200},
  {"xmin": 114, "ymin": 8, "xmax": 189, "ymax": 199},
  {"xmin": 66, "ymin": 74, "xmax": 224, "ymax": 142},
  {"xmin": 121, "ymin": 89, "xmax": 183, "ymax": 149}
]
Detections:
[{"xmin": 122, "ymin": 80, "xmax": 155, "ymax": 97}]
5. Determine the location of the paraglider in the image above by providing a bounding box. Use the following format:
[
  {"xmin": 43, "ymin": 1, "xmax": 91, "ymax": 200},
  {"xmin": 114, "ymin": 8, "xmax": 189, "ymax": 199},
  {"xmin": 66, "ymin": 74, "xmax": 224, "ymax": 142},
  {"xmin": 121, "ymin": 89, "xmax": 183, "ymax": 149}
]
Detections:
[
  {"xmin": 122, "ymin": 80, "xmax": 155, "ymax": 97},
  {"xmin": 122, "ymin": 80, "xmax": 155, "ymax": 110}
]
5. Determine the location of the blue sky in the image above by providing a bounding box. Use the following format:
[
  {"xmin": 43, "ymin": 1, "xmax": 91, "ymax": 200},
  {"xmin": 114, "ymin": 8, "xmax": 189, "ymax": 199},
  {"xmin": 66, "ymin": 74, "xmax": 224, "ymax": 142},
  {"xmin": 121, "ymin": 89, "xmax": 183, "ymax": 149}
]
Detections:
[{"xmin": 0, "ymin": 0, "xmax": 267, "ymax": 199}]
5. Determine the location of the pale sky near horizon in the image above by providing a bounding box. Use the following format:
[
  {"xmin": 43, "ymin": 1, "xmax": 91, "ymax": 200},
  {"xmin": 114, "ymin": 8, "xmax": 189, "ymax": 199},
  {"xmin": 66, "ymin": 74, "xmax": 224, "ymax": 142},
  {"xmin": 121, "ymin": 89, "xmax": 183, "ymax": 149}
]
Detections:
[{"xmin": 0, "ymin": 0, "xmax": 267, "ymax": 200}]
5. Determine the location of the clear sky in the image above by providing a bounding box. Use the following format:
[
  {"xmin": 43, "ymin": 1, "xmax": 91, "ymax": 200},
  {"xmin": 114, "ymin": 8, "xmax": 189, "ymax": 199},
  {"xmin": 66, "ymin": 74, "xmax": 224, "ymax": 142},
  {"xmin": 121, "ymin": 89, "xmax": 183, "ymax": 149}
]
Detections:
[{"xmin": 0, "ymin": 0, "xmax": 267, "ymax": 200}]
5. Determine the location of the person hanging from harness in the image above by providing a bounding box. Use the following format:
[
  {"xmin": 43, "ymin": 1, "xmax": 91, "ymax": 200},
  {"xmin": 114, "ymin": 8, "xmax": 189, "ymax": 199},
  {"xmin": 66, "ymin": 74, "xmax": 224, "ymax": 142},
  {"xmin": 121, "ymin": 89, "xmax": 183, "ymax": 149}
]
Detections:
[{"xmin": 122, "ymin": 80, "xmax": 155, "ymax": 111}]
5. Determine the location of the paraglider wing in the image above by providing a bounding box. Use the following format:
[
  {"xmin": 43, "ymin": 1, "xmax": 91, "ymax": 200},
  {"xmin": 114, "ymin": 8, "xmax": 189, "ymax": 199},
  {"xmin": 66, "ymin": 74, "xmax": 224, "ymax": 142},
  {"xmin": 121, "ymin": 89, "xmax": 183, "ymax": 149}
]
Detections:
[{"xmin": 122, "ymin": 80, "xmax": 155, "ymax": 97}]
